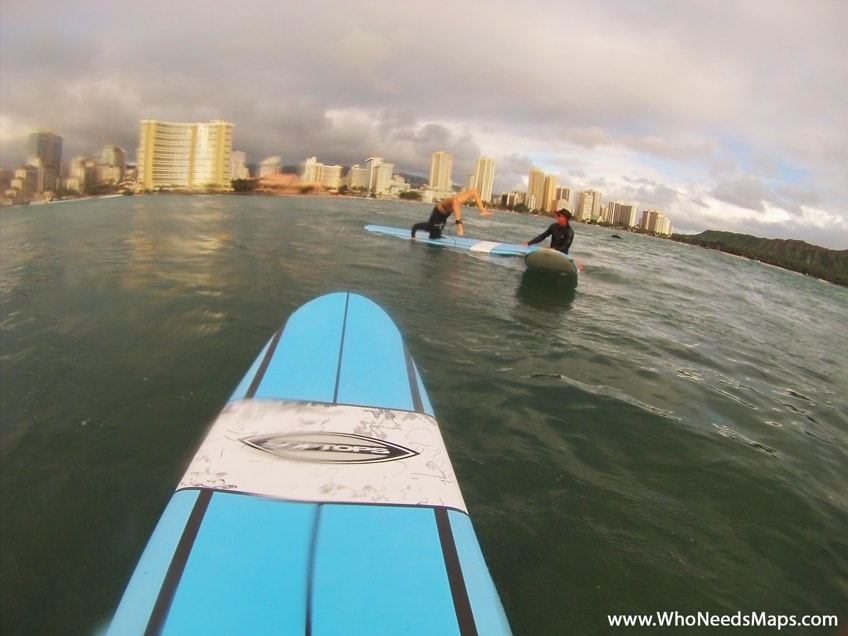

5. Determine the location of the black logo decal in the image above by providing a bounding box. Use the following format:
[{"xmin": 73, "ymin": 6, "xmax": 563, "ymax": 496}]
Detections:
[{"xmin": 241, "ymin": 432, "xmax": 419, "ymax": 464}]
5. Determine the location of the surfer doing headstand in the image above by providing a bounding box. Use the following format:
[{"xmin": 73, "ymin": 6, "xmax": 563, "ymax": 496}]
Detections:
[
  {"xmin": 523, "ymin": 209, "xmax": 574, "ymax": 253},
  {"xmin": 411, "ymin": 189, "xmax": 493, "ymax": 239}
]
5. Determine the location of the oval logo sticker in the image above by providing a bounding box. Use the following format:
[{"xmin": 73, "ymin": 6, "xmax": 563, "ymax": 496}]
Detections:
[{"xmin": 241, "ymin": 432, "xmax": 419, "ymax": 464}]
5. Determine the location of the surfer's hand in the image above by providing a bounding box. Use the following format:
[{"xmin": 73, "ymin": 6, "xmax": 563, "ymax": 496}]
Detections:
[{"xmin": 522, "ymin": 242, "xmax": 529, "ymax": 246}]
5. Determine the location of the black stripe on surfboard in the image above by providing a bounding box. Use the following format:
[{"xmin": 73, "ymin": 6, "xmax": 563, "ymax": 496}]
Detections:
[
  {"xmin": 144, "ymin": 489, "xmax": 213, "ymax": 635},
  {"xmin": 245, "ymin": 325, "xmax": 284, "ymax": 398},
  {"xmin": 403, "ymin": 344, "xmax": 425, "ymax": 414},
  {"xmin": 435, "ymin": 507, "xmax": 478, "ymax": 636},
  {"xmin": 331, "ymin": 293, "xmax": 351, "ymax": 405},
  {"xmin": 303, "ymin": 503, "xmax": 323, "ymax": 636}
]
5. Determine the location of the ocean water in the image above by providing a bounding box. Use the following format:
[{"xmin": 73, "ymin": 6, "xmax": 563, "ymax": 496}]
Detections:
[{"xmin": 1, "ymin": 194, "xmax": 846, "ymax": 635}]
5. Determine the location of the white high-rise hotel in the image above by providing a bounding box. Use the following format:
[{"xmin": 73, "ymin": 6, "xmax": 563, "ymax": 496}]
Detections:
[
  {"xmin": 137, "ymin": 120, "xmax": 233, "ymax": 191},
  {"xmin": 576, "ymin": 189, "xmax": 603, "ymax": 221},
  {"xmin": 366, "ymin": 156, "xmax": 395, "ymax": 196},
  {"xmin": 429, "ymin": 151, "xmax": 453, "ymax": 192},
  {"xmin": 473, "ymin": 156, "xmax": 496, "ymax": 203}
]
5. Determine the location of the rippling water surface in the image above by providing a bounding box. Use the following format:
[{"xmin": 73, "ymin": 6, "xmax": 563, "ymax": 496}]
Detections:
[{"xmin": 1, "ymin": 195, "xmax": 846, "ymax": 635}]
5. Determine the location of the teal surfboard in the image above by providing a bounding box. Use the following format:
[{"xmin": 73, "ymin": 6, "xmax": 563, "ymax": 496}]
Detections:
[
  {"xmin": 107, "ymin": 292, "xmax": 512, "ymax": 635},
  {"xmin": 524, "ymin": 247, "xmax": 580, "ymax": 276}
]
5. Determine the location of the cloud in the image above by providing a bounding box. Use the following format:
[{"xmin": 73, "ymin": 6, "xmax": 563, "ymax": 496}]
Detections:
[
  {"xmin": 1, "ymin": 0, "xmax": 846, "ymax": 248},
  {"xmin": 711, "ymin": 177, "xmax": 773, "ymax": 214}
]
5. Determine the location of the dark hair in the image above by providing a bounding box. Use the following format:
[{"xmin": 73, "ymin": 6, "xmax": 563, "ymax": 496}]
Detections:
[{"xmin": 556, "ymin": 209, "xmax": 573, "ymax": 220}]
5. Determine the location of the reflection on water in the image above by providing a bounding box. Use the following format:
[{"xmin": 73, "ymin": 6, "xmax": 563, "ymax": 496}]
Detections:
[
  {"xmin": 515, "ymin": 269, "xmax": 577, "ymax": 311},
  {"xmin": 122, "ymin": 203, "xmax": 233, "ymax": 295}
]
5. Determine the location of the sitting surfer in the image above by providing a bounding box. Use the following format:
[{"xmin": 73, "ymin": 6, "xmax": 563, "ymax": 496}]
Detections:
[
  {"xmin": 523, "ymin": 209, "xmax": 574, "ymax": 253},
  {"xmin": 411, "ymin": 188, "xmax": 492, "ymax": 239}
]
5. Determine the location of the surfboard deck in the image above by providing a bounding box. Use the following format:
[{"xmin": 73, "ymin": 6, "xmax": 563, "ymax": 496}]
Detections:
[
  {"xmin": 524, "ymin": 247, "xmax": 580, "ymax": 276},
  {"xmin": 366, "ymin": 223, "xmax": 540, "ymax": 256},
  {"xmin": 107, "ymin": 292, "xmax": 512, "ymax": 636}
]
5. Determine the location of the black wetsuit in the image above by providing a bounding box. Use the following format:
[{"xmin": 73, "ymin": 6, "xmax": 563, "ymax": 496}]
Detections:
[
  {"xmin": 527, "ymin": 223, "xmax": 574, "ymax": 253},
  {"xmin": 411, "ymin": 206, "xmax": 451, "ymax": 239}
]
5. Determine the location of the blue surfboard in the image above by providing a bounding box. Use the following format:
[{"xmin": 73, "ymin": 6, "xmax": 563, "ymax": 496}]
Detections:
[
  {"xmin": 366, "ymin": 224, "xmax": 580, "ymax": 277},
  {"xmin": 107, "ymin": 292, "xmax": 512, "ymax": 635},
  {"xmin": 365, "ymin": 223, "xmax": 540, "ymax": 257}
]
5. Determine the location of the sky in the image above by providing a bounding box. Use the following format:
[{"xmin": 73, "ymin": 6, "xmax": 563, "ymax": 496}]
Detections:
[{"xmin": 1, "ymin": 0, "xmax": 846, "ymax": 249}]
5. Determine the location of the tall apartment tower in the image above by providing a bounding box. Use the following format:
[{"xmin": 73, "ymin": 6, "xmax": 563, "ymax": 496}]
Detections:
[
  {"xmin": 137, "ymin": 120, "xmax": 233, "ymax": 190},
  {"xmin": 641, "ymin": 209, "xmax": 672, "ymax": 235},
  {"xmin": 193, "ymin": 121, "xmax": 233, "ymax": 187},
  {"xmin": 366, "ymin": 156, "xmax": 394, "ymax": 196},
  {"xmin": 541, "ymin": 175, "xmax": 558, "ymax": 213},
  {"xmin": 100, "ymin": 144, "xmax": 127, "ymax": 181},
  {"xmin": 27, "ymin": 130, "xmax": 63, "ymax": 171},
  {"xmin": 576, "ymin": 189, "xmax": 603, "ymax": 221},
  {"xmin": 473, "ymin": 156, "xmax": 496, "ymax": 202},
  {"xmin": 347, "ymin": 165, "xmax": 370, "ymax": 190},
  {"xmin": 608, "ymin": 201, "xmax": 638, "ymax": 227},
  {"xmin": 27, "ymin": 130, "xmax": 63, "ymax": 192},
  {"xmin": 231, "ymin": 151, "xmax": 249, "ymax": 179},
  {"xmin": 429, "ymin": 151, "xmax": 453, "ymax": 191},
  {"xmin": 555, "ymin": 186, "xmax": 572, "ymax": 210},
  {"xmin": 302, "ymin": 157, "xmax": 342, "ymax": 191},
  {"xmin": 527, "ymin": 168, "xmax": 545, "ymax": 211}
]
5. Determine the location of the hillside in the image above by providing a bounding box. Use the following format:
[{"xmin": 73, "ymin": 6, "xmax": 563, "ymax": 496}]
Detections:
[{"xmin": 671, "ymin": 230, "xmax": 848, "ymax": 287}]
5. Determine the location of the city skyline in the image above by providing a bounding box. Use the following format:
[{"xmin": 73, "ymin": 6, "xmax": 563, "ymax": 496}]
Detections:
[
  {"xmin": 26, "ymin": 128, "xmax": 681, "ymax": 242},
  {"xmin": 0, "ymin": 1, "xmax": 845, "ymax": 248},
  {"xmin": 6, "ymin": 124, "xmax": 677, "ymax": 236}
]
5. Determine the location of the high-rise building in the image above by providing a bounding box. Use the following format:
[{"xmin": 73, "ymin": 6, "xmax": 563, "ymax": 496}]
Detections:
[
  {"xmin": 301, "ymin": 157, "xmax": 342, "ymax": 191},
  {"xmin": 138, "ymin": 121, "xmax": 194, "ymax": 189},
  {"xmin": 641, "ymin": 209, "xmax": 673, "ymax": 235},
  {"xmin": 100, "ymin": 144, "xmax": 126, "ymax": 170},
  {"xmin": 366, "ymin": 157, "xmax": 394, "ymax": 196},
  {"xmin": 501, "ymin": 191, "xmax": 526, "ymax": 208},
  {"xmin": 11, "ymin": 165, "xmax": 40, "ymax": 199},
  {"xmin": 429, "ymin": 151, "xmax": 453, "ymax": 191},
  {"xmin": 67, "ymin": 156, "xmax": 94, "ymax": 193},
  {"xmin": 95, "ymin": 144, "xmax": 127, "ymax": 184},
  {"xmin": 137, "ymin": 120, "xmax": 233, "ymax": 190},
  {"xmin": 576, "ymin": 190, "xmax": 603, "ymax": 221},
  {"xmin": 27, "ymin": 130, "xmax": 62, "ymax": 171},
  {"xmin": 193, "ymin": 121, "xmax": 233, "ymax": 187},
  {"xmin": 259, "ymin": 155, "xmax": 282, "ymax": 178},
  {"xmin": 527, "ymin": 168, "xmax": 545, "ymax": 211},
  {"xmin": 541, "ymin": 175, "xmax": 558, "ymax": 213},
  {"xmin": 608, "ymin": 201, "xmax": 638, "ymax": 227},
  {"xmin": 231, "ymin": 151, "xmax": 249, "ymax": 179},
  {"xmin": 555, "ymin": 186, "xmax": 572, "ymax": 210},
  {"xmin": 346, "ymin": 165, "xmax": 370, "ymax": 190},
  {"xmin": 473, "ymin": 156, "xmax": 496, "ymax": 202},
  {"xmin": 302, "ymin": 157, "xmax": 320, "ymax": 183},
  {"xmin": 27, "ymin": 130, "xmax": 62, "ymax": 193}
]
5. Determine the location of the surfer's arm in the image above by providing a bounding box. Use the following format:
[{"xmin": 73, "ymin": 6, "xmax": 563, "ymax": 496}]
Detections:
[{"xmin": 524, "ymin": 227, "xmax": 552, "ymax": 246}]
